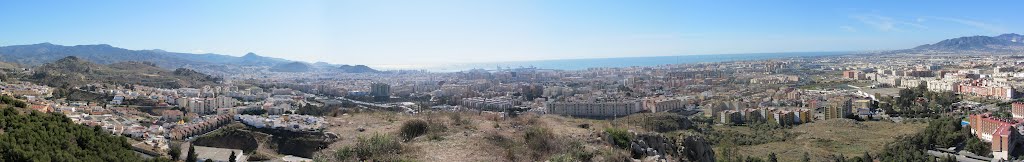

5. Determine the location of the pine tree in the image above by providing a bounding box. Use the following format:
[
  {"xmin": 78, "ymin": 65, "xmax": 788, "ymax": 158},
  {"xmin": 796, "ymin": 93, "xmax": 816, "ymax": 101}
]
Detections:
[
  {"xmin": 186, "ymin": 144, "xmax": 197, "ymax": 162},
  {"xmin": 229, "ymin": 151, "xmax": 237, "ymax": 162},
  {"xmin": 768, "ymin": 152, "xmax": 778, "ymax": 162},
  {"xmin": 169, "ymin": 144, "xmax": 181, "ymax": 161}
]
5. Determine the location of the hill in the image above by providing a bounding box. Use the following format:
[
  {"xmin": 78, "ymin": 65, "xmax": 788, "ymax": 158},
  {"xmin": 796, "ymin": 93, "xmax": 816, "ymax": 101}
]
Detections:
[
  {"xmin": 269, "ymin": 61, "xmax": 312, "ymax": 72},
  {"xmin": 309, "ymin": 111, "xmax": 714, "ymax": 162},
  {"xmin": 267, "ymin": 61, "xmax": 381, "ymax": 73},
  {"xmin": 0, "ymin": 43, "xmax": 381, "ymax": 73},
  {"xmin": 337, "ymin": 65, "xmax": 379, "ymax": 73},
  {"xmin": 913, "ymin": 33, "xmax": 1024, "ymax": 51},
  {"xmin": 28, "ymin": 56, "xmax": 221, "ymax": 88},
  {"xmin": 0, "ymin": 98, "xmax": 145, "ymax": 161}
]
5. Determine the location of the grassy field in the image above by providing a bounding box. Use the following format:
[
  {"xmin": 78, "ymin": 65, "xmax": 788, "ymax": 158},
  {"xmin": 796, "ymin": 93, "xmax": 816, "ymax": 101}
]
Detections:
[{"xmin": 716, "ymin": 119, "xmax": 927, "ymax": 162}]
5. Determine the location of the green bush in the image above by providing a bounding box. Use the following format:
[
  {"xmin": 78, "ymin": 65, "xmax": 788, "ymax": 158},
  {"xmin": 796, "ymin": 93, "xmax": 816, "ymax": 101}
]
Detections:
[
  {"xmin": 525, "ymin": 126, "xmax": 556, "ymax": 152},
  {"xmin": 605, "ymin": 128, "xmax": 633, "ymax": 149},
  {"xmin": 336, "ymin": 134, "xmax": 405, "ymax": 161},
  {"xmin": 399, "ymin": 119, "xmax": 429, "ymax": 141},
  {"xmin": 334, "ymin": 147, "xmax": 354, "ymax": 161},
  {"xmin": 559, "ymin": 140, "xmax": 595, "ymax": 161}
]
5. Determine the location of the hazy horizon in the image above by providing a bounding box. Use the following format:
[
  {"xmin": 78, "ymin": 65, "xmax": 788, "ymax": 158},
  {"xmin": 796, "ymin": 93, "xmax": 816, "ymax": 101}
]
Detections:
[
  {"xmin": 2, "ymin": 0, "xmax": 1021, "ymax": 65},
  {"xmin": 0, "ymin": 42, "xmax": 855, "ymax": 66}
]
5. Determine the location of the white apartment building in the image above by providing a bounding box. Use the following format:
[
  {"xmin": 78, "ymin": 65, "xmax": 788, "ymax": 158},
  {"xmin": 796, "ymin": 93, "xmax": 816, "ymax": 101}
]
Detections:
[{"xmin": 545, "ymin": 101, "xmax": 641, "ymax": 118}]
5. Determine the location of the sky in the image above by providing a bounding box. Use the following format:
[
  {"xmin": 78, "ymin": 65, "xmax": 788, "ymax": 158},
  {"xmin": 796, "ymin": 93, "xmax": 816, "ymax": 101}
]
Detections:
[{"xmin": 1, "ymin": 1, "xmax": 1021, "ymax": 65}]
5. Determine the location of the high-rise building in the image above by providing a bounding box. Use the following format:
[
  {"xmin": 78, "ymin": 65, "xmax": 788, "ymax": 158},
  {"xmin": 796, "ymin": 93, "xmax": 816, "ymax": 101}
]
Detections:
[
  {"xmin": 824, "ymin": 97, "xmax": 851, "ymax": 120},
  {"xmin": 371, "ymin": 82, "xmax": 391, "ymax": 102}
]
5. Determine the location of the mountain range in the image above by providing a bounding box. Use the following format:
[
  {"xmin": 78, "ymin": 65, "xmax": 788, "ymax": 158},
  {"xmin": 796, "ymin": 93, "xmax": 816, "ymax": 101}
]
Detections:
[
  {"xmin": 0, "ymin": 43, "xmax": 378, "ymax": 73},
  {"xmin": 28, "ymin": 56, "xmax": 221, "ymax": 89},
  {"xmin": 912, "ymin": 33, "xmax": 1024, "ymax": 51},
  {"xmin": 4, "ymin": 33, "xmax": 1023, "ymax": 74}
]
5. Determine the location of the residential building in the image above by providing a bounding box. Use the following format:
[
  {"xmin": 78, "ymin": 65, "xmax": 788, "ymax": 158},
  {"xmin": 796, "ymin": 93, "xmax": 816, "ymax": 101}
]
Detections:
[
  {"xmin": 545, "ymin": 101, "xmax": 641, "ymax": 118},
  {"xmin": 968, "ymin": 114, "xmax": 1023, "ymax": 161},
  {"xmin": 824, "ymin": 97, "xmax": 851, "ymax": 120},
  {"xmin": 371, "ymin": 82, "xmax": 391, "ymax": 101}
]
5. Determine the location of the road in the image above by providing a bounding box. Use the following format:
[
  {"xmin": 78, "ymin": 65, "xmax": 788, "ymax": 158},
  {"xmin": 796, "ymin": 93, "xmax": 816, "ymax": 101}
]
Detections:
[{"xmin": 926, "ymin": 149, "xmax": 990, "ymax": 162}]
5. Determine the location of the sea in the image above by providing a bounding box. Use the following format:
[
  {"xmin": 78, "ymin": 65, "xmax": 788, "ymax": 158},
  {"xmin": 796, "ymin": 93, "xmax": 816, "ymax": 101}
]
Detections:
[{"xmin": 371, "ymin": 51, "xmax": 852, "ymax": 72}]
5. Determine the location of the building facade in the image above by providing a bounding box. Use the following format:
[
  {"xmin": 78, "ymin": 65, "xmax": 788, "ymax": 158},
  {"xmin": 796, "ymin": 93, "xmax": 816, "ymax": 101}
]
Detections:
[
  {"xmin": 545, "ymin": 101, "xmax": 641, "ymax": 118},
  {"xmin": 823, "ymin": 97, "xmax": 851, "ymax": 120}
]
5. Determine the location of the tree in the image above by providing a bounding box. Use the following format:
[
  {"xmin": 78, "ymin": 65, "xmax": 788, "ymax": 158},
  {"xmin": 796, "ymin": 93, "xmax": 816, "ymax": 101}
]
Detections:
[
  {"xmin": 186, "ymin": 144, "xmax": 198, "ymax": 162},
  {"xmin": 916, "ymin": 83, "xmax": 928, "ymax": 95},
  {"xmin": 965, "ymin": 136, "xmax": 991, "ymax": 156},
  {"xmin": 229, "ymin": 151, "xmax": 236, "ymax": 162},
  {"xmin": 0, "ymin": 107, "xmax": 142, "ymax": 161},
  {"xmin": 168, "ymin": 143, "xmax": 181, "ymax": 161},
  {"xmin": 768, "ymin": 152, "xmax": 778, "ymax": 162}
]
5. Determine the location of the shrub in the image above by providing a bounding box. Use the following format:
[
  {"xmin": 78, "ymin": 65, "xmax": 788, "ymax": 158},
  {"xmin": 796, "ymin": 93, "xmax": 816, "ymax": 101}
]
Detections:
[
  {"xmin": 524, "ymin": 126, "xmax": 557, "ymax": 159},
  {"xmin": 449, "ymin": 112, "xmax": 475, "ymax": 130},
  {"xmin": 399, "ymin": 119, "xmax": 429, "ymax": 141},
  {"xmin": 549, "ymin": 154, "xmax": 577, "ymax": 162},
  {"xmin": 448, "ymin": 112, "xmax": 464, "ymax": 125},
  {"xmin": 485, "ymin": 132, "xmax": 526, "ymax": 161},
  {"xmin": 336, "ymin": 134, "xmax": 405, "ymax": 161},
  {"xmin": 605, "ymin": 128, "xmax": 633, "ymax": 149},
  {"xmin": 334, "ymin": 147, "xmax": 354, "ymax": 161},
  {"xmin": 561, "ymin": 140, "xmax": 595, "ymax": 161},
  {"xmin": 485, "ymin": 132, "xmax": 515, "ymax": 149}
]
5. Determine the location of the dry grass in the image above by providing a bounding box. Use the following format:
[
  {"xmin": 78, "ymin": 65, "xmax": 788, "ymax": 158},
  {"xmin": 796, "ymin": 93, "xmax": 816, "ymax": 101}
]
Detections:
[
  {"xmin": 318, "ymin": 111, "xmax": 631, "ymax": 162},
  {"xmin": 319, "ymin": 111, "xmax": 924, "ymax": 162},
  {"xmin": 722, "ymin": 119, "xmax": 927, "ymax": 162}
]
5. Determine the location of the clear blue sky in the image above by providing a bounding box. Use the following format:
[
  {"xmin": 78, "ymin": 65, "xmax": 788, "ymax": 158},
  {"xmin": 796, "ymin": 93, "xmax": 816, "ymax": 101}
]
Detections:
[{"xmin": 1, "ymin": 1, "xmax": 1020, "ymax": 65}]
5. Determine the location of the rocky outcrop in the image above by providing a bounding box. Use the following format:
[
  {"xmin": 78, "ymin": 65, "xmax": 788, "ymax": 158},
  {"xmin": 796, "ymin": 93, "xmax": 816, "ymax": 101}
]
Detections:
[
  {"xmin": 630, "ymin": 133, "xmax": 677, "ymax": 159},
  {"xmin": 675, "ymin": 135, "xmax": 715, "ymax": 162},
  {"xmin": 618, "ymin": 132, "xmax": 714, "ymax": 162}
]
